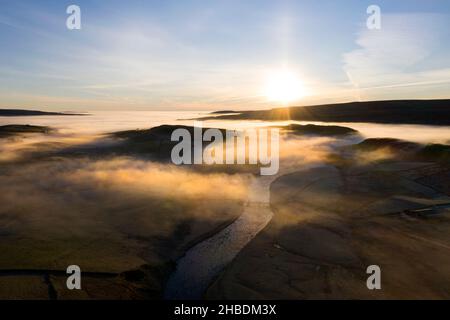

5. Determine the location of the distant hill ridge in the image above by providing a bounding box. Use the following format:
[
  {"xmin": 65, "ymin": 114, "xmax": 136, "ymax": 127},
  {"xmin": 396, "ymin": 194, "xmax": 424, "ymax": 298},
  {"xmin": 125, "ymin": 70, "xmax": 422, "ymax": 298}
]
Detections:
[
  {"xmin": 0, "ymin": 109, "xmax": 86, "ymax": 116},
  {"xmin": 0, "ymin": 124, "xmax": 52, "ymax": 138},
  {"xmin": 206, "ymin": 99, "xmax": 450, "ymax": 125}
]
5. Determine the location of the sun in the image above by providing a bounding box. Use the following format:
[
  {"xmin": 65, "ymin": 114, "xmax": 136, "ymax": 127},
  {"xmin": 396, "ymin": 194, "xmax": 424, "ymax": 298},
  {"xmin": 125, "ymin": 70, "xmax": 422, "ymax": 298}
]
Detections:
[{"xmin": 264, "ymin": 70, "xmax": 307, "ymax": 104}]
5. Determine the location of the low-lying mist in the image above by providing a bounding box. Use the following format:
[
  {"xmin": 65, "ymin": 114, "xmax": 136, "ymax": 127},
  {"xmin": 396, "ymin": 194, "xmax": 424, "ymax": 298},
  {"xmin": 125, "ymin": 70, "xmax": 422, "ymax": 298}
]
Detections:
[{"xmin": 0, "ymin": 152, "xmax": 250, "ymax": 276}]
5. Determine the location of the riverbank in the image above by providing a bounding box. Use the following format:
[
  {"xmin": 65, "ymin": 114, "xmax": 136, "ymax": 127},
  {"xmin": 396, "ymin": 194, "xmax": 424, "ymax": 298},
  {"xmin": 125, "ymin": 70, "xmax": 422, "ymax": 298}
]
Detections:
[{"xmin": 206, "ymin": 148, "xmax": 450, "ymax": 299}]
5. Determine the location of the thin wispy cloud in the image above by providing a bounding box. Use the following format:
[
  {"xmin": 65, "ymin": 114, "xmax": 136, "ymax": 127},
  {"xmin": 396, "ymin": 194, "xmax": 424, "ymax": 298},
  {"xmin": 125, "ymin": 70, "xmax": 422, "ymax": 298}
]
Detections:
[{"xmin": 343, "ymin": 13, "xmax": 450, "ymax": 93}]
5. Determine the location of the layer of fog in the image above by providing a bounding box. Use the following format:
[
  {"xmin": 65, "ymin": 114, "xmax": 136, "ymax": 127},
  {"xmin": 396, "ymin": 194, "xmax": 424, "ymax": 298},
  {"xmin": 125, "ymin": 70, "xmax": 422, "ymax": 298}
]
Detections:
[{"xmin": 2, "ymin": 110, "xmax": 450, "ymax": 143}]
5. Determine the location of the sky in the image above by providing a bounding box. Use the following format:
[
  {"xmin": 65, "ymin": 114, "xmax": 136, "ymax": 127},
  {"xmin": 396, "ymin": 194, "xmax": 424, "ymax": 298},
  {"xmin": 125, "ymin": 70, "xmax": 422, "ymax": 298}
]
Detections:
[{"xmin": 0, "ymin": 0, "xmax": 449, "ymax": 111}]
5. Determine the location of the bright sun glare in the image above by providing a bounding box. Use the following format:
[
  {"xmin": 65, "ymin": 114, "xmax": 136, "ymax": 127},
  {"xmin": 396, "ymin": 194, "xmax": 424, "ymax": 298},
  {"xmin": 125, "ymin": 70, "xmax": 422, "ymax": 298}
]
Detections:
[{"xmin": 264, "ymin": 70, "xmax": 307, "ymax": 104}]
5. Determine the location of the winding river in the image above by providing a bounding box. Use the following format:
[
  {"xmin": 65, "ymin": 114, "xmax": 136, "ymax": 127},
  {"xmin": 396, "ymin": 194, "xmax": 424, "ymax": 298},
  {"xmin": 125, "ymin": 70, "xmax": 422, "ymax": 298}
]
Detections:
[{"xmin": 164, "ymin": 174, "xmax": 280, "ymax": 299}]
